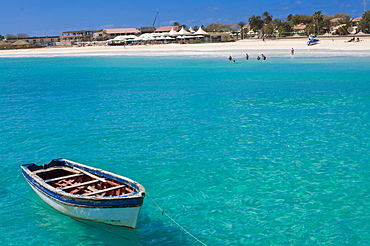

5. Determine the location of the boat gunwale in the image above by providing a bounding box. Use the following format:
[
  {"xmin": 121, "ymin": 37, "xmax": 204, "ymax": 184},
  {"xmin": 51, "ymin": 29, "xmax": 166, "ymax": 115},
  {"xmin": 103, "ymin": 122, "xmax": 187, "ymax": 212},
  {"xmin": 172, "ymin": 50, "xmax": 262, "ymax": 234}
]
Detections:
[{"xmin": 21, "ymin": 159, "xmax": 145, "ymax": 204}]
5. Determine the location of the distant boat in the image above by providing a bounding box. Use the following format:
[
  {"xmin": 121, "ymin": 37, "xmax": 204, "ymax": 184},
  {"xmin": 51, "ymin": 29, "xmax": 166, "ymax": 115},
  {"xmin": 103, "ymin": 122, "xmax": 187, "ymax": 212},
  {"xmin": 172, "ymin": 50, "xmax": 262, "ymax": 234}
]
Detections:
[
  {"xmin": 21, "ymin": 158, "xmax": 146, "ymax": 229},
  {"xmin": 307, "ymin": 35, "xmax": 319, "ymax": 46}
]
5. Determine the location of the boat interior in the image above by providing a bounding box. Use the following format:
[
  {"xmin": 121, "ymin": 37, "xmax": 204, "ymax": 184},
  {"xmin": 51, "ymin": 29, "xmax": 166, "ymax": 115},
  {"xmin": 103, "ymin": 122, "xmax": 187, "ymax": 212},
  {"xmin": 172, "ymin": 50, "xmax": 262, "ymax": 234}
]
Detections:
[{"xmin": 33, "ymin": 167, "xmax": 136, "ymax": 197}]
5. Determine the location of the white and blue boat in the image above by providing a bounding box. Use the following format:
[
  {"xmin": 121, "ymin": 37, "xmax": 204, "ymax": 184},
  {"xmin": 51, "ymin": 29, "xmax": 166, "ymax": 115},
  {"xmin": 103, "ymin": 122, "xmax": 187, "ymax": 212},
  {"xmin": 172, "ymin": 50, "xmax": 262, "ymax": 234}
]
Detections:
[
  {"xmin": 307, "ymin": 35, "xmax": 319, "ymax": 46},
  {"xmin": 21, "ymin": 158, "xmax": 146, "ymax": 229}
]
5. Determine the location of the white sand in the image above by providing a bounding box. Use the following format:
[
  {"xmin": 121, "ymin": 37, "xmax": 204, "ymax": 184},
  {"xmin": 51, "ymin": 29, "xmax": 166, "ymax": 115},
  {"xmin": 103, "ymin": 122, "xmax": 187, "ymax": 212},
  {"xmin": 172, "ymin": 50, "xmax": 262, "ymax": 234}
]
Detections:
[{"xmin": 1, "ymin": 36, "xmax": 369, "ymax": 58}]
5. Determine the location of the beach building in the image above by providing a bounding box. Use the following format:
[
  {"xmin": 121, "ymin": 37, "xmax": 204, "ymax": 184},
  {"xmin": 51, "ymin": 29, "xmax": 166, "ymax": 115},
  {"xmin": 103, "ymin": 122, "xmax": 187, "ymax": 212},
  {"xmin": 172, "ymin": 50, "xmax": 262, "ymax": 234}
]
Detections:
[
  {"xmin": 6, "ymin": 36, "xmax": 61, "ymax": 45},
  {"xmin": 351, "ymin": 17, "xmax": 362, "ymax": 26},
  {"xmin": 293, "ymin": 23, "xmax": 307, "ymax": 35},
  {"xmin": 154, "ymin": 26, "xmax": 180, "ymax": 33},
  {"xmin": 140, "ymin": 26, "xmax": 155, "ymax": 34},
  {"xmin": 61, "ymin": 30, "xmax": 99, "ymax": 42},
  {"xmin": 102, "ymin": 28, "xmax": 141, "ymax": 39},
  {"xmin": 0, "ymin": 40, "xmax": 12, "ymax": 49},
  {"xmin": 351, "ymin": 17, "xmax": 363, "ymax": 33}
]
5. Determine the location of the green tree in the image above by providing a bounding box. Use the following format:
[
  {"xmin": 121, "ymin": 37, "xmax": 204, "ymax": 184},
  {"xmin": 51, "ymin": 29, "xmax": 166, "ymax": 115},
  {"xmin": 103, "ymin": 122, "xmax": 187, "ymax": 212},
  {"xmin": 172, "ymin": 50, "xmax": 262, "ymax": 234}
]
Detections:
[
  {"xmin": 238, "ymin": 22, "xmax": 246, "ymax": 39},
  {"xmin": 204, "ymin": 23, "xmax": 234, "ymax": 32},
  {"xmin": 359, "ymin": 10, "xmax": 370, "ymax": 33},
  {"xmin": 278, "ymin": 25, "xmax": 288, "ymax": 36},
  {"xmin": 291, "ymin": 15, "xmax": 313, "ymax": 25},
  {"xmin": 306, "ymin": 24, "xmax": 315, "ymax": 34},
  {"xmin": 286, "ymin": 14, "xmax": 293, "ymax": 22},
  {"xmin": 6, "ymin": 34, "xmax": 17, "ymax": 39},
  {"xmin": 248, "ymin": 15, "xmax": 264, "ymax": 33},
  {"xmin": 262, "ymin": 25, "xmax": 274, "ymax": 35},
  {"xmin": 332, "ymin": 13, "xmax": 351, "ymax": 27},
  {"xmin": 17, "ymin": 33, "xmax": 29, "ymax": 38},
  {"xmin": 173, "ymin": 22, "xmax": 180, "ymax": 26},
  {"xmin": 262, "ymin": 12, "xmax": 273, "ymax": 24},
  {"xmin": 312, "ymin": 11, "xmax": 323, "ymax": 33},
  {"xmin": 337, "ymin": 26, "xmax": 348, "ymax": 35}
]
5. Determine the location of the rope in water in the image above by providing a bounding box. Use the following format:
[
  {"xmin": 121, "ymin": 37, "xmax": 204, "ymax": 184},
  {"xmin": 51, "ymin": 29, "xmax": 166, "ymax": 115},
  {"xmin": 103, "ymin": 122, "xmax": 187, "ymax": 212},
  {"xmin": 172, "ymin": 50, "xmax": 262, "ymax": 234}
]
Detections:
[
  {"xmin": 147, "ymin": 193, "xmax": 208, "ymax": 246},
  {"xmin": 1, "ymin": 186, "xmax": 207, "ymax": 245}
]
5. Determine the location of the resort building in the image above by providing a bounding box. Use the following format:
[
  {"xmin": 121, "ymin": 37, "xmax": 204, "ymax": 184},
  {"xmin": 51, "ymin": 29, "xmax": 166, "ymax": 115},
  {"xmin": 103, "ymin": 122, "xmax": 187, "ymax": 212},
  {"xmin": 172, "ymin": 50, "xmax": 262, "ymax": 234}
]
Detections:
[
  {"xmin": 154, "ymin": 26, "xmax": 180, "ymax": 33},
  {"xmin": 6, "ymin": 36, "xmax": 61, "ymax": 45},
  {"xmin": 293, "ymin": 23, "xmax": 307, "ymax": 34},
  {"xmin": 61, "ymin": 30, "xmax": 99, "ymax": 42},
  {"xmin": 102, "ymin": 28, "xmax": 141, "ymax": 38}
]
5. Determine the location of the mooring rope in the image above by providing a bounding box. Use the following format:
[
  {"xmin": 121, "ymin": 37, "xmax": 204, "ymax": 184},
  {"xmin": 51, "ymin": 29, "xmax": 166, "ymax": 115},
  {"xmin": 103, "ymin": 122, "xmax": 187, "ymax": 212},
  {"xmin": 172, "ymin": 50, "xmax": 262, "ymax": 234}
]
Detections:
[
  {"xmin": 147, "ymin": 193, "xmax": 208, "ymax": 246},
  {"xmin": 1, "ymin": 186, "xmax": 208, "ymax": 245}
]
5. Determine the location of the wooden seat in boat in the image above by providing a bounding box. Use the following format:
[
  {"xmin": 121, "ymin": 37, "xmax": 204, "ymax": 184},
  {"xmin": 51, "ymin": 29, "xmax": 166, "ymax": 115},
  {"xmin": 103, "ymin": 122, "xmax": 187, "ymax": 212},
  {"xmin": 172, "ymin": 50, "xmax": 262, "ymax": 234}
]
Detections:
[{"xmin": 85, "ymin": 184, "xmax": 127, "ymax": 196}]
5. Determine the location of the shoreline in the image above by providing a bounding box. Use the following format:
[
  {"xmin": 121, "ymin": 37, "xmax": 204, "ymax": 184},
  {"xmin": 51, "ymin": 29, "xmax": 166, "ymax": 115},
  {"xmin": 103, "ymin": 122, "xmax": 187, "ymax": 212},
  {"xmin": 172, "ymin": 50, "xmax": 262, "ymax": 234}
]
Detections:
[{"xmin": 0, "ymin": 36, "xmax": 369, "ymax": 58}]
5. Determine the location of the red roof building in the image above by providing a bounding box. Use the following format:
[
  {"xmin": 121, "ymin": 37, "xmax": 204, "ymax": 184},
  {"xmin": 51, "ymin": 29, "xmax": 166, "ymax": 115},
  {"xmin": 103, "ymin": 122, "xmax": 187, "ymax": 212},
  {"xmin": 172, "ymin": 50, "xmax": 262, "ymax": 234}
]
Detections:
[
  {"xmin": 155, "ymin": 26, "xmax": 180, "ymax": 33},
  {"xmin": 293, "ymin": 23, "xmax": 307, "ymax": 30}
]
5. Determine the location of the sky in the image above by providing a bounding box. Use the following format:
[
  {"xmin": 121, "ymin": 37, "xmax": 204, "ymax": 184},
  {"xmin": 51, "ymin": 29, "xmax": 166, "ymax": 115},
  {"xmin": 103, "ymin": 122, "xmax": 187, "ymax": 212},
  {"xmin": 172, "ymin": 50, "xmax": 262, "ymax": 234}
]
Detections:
[{"xmin": 0, "ymin": 0, "xmax": 366, "ymax": 37}]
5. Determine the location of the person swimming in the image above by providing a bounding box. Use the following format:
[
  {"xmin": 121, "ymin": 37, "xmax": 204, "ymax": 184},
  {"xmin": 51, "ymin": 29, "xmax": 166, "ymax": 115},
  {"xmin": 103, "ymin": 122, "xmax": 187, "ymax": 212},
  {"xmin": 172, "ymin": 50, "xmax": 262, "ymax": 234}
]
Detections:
[{"xmin": 257, "ymin": 56, "xmax": 261, "ymax": 60}]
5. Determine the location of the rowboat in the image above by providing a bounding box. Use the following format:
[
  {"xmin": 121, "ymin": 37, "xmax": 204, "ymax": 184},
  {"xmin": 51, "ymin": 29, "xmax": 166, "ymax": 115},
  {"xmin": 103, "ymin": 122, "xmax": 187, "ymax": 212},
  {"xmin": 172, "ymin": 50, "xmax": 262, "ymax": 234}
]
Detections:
[{"xmin": 21, "ymin": 158, "xmax": 146, "ymax": 229}]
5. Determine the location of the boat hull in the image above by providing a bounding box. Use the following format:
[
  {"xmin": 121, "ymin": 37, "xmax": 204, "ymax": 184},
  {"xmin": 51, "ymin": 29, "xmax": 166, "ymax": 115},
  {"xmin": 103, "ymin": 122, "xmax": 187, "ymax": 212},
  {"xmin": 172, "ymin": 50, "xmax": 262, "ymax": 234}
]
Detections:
[
  {"xmin": 29, "ymin": 184, "xmax": 141, "ymax": 228},
  {"xmin": 21, "ymin": 158, "xmax": 145, "ymax": 229}
]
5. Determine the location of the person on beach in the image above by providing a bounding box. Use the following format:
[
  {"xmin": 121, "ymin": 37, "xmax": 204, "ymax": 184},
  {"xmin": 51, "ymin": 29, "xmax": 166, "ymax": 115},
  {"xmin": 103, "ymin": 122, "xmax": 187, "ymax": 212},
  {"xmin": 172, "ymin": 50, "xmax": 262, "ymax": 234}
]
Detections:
[
  {"xmin": 262, "ymin": 54, "xmax": 266, "ymax": 60},
  {"xmin": 245, "ymin": 54, "xmax": 249, "ymax": 60},
  {"xmin": 291, "ymin": 48, "xmax": 294, "ymax": 55}
]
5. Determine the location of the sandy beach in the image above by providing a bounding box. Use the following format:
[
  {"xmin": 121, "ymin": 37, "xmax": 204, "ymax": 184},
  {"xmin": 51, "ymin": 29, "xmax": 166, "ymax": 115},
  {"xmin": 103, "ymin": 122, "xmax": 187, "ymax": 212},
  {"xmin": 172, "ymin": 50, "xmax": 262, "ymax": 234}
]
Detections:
[{"xmin": 0, "ymin": 36, "xmax": 369, "ymax": 58}]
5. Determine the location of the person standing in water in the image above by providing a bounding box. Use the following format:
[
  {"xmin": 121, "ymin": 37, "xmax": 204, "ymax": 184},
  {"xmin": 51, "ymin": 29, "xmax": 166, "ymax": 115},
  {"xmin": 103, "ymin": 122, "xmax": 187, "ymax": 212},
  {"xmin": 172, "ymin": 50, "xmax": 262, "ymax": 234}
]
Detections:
[
  {"xmin": 291, "ymin": 48, "xmax": 294, "ymax": 55},
  {"xmin": 245, "ymin": 54, "xmax": 249, "ymax": 60},
  {"xmin": 262, "ymin": 54, "xmax": 266, "ymax": 60},
  {"xmin": 228, "ymin": 55, "xmax": 232, "ymax": 61}
]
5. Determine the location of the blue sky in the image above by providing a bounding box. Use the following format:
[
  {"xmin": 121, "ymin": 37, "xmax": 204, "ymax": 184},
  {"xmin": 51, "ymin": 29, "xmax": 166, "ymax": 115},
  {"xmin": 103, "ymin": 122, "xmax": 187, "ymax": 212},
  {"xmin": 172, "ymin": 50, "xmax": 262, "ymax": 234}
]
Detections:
[{"xmin": 0, "ymin": 0, "xmax": 366, "ymax": 36}]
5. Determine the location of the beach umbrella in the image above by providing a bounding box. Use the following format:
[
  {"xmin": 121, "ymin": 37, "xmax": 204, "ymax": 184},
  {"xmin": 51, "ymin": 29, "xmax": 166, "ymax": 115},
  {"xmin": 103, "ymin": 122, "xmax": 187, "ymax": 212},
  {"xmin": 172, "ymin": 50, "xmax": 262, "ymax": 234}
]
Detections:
[
  {"xmin": 169, "ymin": 28, "xmax": 179, "ymax": 36},
  {"xmin": 178, "ymin": 27, "xmax": 191, "ymax": 35},
  {"xmin": 193, "ymin": 26, "xmax": 209, "ymax": 35},
  {"xmin": 0, "ymin": 40, "xmax": 11, "ymax": 48},
  {"xmin": 12, "ymin": 40, "xmax": 31, "ymax": 46}
]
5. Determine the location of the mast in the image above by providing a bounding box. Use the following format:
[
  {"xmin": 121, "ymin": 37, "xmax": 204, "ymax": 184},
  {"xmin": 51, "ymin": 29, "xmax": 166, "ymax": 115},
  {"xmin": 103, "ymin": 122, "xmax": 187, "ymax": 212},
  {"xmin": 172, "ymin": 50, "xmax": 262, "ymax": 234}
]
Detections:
[
  {"xmin": 153, "ymin": 12, "xmax": 159, "ymax": 28},
  {"xmin": 365, "ymin": 0, "xmax": 367, "ymax": 12}
]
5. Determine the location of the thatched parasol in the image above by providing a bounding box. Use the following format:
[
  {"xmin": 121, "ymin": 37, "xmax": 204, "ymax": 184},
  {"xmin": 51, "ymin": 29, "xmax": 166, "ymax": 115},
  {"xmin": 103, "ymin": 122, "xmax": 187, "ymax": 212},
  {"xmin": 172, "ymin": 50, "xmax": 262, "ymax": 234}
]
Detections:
[{"xmin": 12, "ymin": 40, "xmax": 31, "ymax": 46}]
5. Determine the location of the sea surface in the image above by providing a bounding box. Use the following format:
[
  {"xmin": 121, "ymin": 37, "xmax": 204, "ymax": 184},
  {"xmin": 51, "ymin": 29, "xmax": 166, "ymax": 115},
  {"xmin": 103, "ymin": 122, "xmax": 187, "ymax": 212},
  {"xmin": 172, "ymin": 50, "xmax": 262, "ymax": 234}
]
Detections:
[{"xmin": 0, "ymin": 55, "xmax": 369, "ymax": 246}]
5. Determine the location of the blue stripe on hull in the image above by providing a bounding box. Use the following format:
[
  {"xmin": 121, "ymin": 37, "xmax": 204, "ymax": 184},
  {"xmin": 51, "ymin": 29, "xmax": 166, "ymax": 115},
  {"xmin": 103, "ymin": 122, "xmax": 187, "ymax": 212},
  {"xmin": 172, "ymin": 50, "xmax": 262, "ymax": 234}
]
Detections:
[{"xmin": 21, "ymin": 158, "xmax": 145, "ymax": 208}]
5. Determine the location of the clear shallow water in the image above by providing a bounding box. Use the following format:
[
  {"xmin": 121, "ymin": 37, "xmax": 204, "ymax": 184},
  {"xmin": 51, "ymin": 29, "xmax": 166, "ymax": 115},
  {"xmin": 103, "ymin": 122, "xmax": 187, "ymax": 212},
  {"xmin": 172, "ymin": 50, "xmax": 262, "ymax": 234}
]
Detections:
[{"xmin": 0, "ymin": 56, "xmax": 369, "ymax": 245}]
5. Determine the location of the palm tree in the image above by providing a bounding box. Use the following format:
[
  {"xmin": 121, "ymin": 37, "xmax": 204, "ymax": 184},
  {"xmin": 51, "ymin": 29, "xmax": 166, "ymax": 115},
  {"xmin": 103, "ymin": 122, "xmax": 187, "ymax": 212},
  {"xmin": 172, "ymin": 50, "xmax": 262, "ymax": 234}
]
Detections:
[
  {"xmin": 238, "ymin": 22, "xmax": 246, "ymax": 39},
  {"xmin": 306, "ymin": 24, "xmax": 315, "ymax": 35},
  {"xmin": 248, "ymin": 15, "xmax": 264, "ymax": 33},
  {"xmin": 262, "ymin": 12, "xmax": 273, "ymax": 24},
  {"xmin": 359, "ymin": 10, "xmax": 370, "ymax": 33},
  {"xmin": 312, "ymin": 11, "xmax": 323, "ymax": 33},
  {"xmin": 286, "ymin": 14, "xmax": 293, "ymax": 22}
]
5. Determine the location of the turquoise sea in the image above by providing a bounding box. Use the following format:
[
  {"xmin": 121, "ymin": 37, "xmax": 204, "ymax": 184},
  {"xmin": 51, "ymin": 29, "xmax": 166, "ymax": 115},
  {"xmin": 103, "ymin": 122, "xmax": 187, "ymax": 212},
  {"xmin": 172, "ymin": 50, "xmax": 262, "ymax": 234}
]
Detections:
[{"xmin": 0, "ymin": 55, "xmax": 369, "ymax": 246}]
